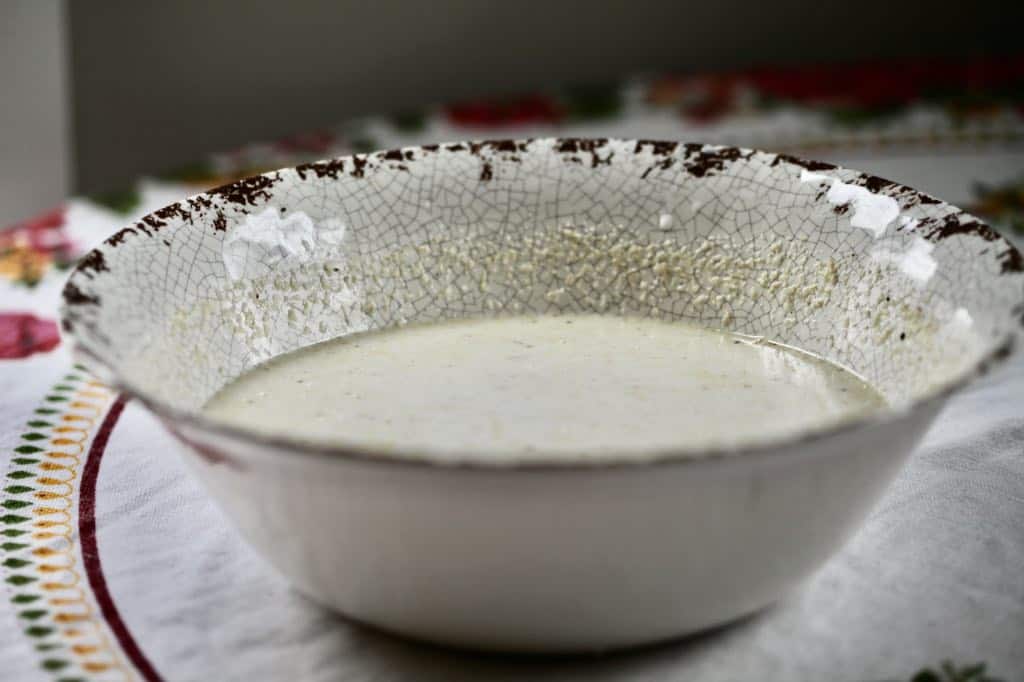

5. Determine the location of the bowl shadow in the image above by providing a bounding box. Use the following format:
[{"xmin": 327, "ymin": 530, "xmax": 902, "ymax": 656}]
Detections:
[{"xmin": 322, "ymin": 603, "xmax": 773, "ymax": 681}]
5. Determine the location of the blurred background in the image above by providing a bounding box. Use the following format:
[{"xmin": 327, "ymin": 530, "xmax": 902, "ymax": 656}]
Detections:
[{"xmin": 2, "ymin": 0, "xmax": 1023, "ymax": 226}]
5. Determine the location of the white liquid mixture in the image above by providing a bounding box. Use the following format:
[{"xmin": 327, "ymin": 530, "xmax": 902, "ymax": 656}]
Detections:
[{"xmin": 203, "ymin": 315, "xmax": 884, "ymax": 459}]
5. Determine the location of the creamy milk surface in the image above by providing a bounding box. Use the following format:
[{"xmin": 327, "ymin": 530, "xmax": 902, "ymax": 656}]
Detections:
[{"xmin": 203, "ymin": 315, "xmax": 885, "ymax": 459}]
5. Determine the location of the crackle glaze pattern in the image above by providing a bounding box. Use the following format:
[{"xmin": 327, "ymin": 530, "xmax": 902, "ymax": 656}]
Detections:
[
  {"xmin": 55, "ymin": 139, "xmax": 1024, "ymax": 651},
  {"xmin": 62, "ymin": 138, "xmax": 1021, "ymax": 444}
]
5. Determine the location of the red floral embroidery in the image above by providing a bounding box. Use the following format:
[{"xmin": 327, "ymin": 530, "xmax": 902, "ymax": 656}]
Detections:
[
  {"xmin": 447, "ymin": 95, "xmax": 564, "ymax": 127},
  {"xmin": 0, "ymin": 208, "xmax": 74, "ymax": 286},
  {"xmin": 1, "ymin": 207, "xmax": 73, "ymax": 256},
  {"xmin": 274, "ymin": 130, "xmax": 336, "ymax": 155},
  {"xmin": 647, "ymin": 56, "xmax": 1024, "ymax": 124},
  {"xmin": 0, "ymin": 313, "xmax": 60, "ymax": 359}
]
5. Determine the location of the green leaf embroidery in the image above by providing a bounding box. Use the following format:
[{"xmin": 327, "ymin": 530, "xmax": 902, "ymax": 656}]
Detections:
[
  {"xmin": 1, "ymin": 514, "xmax": 31, "ymax": 524},
  {"xmin": 26, "ymin": 421, "xmax": 51, "ymax": 428},
  {"xmin": 34, "ymin": 408, "xmax": 59, "ymax": 415},
  {"xmin": 20, "ymin": 433, "xmax": 47, "ymax": 442},
  {"xmin": 2, "ymin": 500, "xmax": 33, "ymax": 510},
  {"xmin": 1, "ymin": 529, "xmax": 27, "ymax": 537},
  {"xmin": 1, "ymin": 542, "xmax": 29, "ymax": 551},
  {"xmin": 19, "ymin": 609, "xmax": 47, "ymax": 620},
  {"xmin": 391, "ymin": 110, "xmax": 426, "ymax": 133},
  {"xmin": 7, "ymin": 471, "xmax": 34, "ymax": 480},
  {"xmin": 45, "ymin": 396, "xmax": 68, "ymax": 403},
  {"xmin": 12, "ymin": 458, "xmax": 39, "ymax": 465},
  {"xmin": 12, "ymin": 594, "xmax": 41, "ymax": 604},
  {"xmin": 6, "ymin": 575, "xmax": 36, "ymax": 586},
  {"xmin": 87, "ymin": 186, "xmax": 143, "ymax": 215},
  {"xmin": 41, "ymin": 659, "xmax": 70, "ymax": 671},
  {"xmin": 351, "ymin": 136, "xmax": 379, "ymax": 154},
  {"xmin": 24, "ymin": 625, "xmax": 53, "ymax": 637},
  {"xmin": 14, "ymin": 445, "xmax": 43, "ymax": 454},
  {"xmin": 910, "ymin": 660, "xmax": 1003, "ymax": 682},
  {"xmin": 3, "ymin": 557, "xmax": 32, "ymax": 568},
  {"xmin": 5, "ymin": 485, "xmax": 34, "ymax": 495},
  {"xmin": 565, "ymin": 84, "xmax": 624, "ymax": 121}
]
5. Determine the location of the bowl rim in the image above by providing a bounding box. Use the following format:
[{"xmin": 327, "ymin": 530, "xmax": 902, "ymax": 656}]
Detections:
[{"xmin": 59, "ymin": 137, "xmax": 1024, "ymax": 471}]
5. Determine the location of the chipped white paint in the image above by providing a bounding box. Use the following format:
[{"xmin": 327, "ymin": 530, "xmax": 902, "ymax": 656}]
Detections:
[
  {"xmin": 952, "ymin": 307, "xmax": 974, "ymax": 329},
  {"xmin": 61, "ymin": 137, "xmax": 1019, "ymax": 425},
  {"xmin": 871, "ymin": 236, "xmax": 938, "ymax": 285},
  {"xmin": 223, "ymin": 208, "xmax": 346, "ymax": 281},
  {"xmin": 801, "ymin": 169, "xmax": 900, "ymax": 237},
  {"xmin": 58, "ymin": 138, "xmax": 1023, "ymax": 654},
  {"xmin": 899, "ymin": 215, "xmax": 919, "ymax": 231}
]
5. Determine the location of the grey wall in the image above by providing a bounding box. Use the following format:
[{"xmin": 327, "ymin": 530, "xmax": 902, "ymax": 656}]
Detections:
[
  {"xmin": 69, "ymin": 0, "xmax": 1016, "ymax": 194},
  {"xmin": 0, "ymin": 1, "xmax": 69, "ymax": 224}
]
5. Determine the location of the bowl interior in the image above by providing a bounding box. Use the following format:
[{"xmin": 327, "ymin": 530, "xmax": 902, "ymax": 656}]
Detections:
[{"xmin": 61, "ymin": 139, "xmax": 1023, "ymax": 445}]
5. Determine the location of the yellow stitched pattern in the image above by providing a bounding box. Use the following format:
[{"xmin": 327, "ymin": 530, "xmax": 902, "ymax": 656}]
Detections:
[{"xmin": 1, "ymin": 373, "xmax": 133, "ymax": 681}]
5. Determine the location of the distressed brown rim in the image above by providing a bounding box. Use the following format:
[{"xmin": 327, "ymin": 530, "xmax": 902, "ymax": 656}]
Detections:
[{"xmin": 59, "ymin": 138, "xmax": 1024, "ymax": 472}]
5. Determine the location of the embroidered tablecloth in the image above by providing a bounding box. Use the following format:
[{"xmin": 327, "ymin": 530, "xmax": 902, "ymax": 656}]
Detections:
[{"xmin": 2, "ymin": 58, "xmax": 1023, "ymax": 682}]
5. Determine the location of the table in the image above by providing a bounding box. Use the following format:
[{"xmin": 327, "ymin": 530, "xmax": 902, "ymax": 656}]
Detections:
[{"xmin": 2, "ymin": 57, "xmax": 1023, "ymax": 682}]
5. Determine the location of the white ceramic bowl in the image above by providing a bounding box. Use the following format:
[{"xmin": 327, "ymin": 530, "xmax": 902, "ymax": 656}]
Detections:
[{"xmin": 60, "ymin": 139, "xmax": 1023, "ymax": 652}]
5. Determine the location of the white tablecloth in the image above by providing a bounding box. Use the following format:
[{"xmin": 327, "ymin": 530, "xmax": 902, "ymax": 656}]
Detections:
[{"xmin": 2, "ymin": 63, "xmax": 1022, "ymax": 681}]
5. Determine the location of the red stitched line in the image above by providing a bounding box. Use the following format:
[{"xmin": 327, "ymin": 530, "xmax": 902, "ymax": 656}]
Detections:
[{"xmin": 80, "ymin": 396, "xmax": 164, "ymax": 682}]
